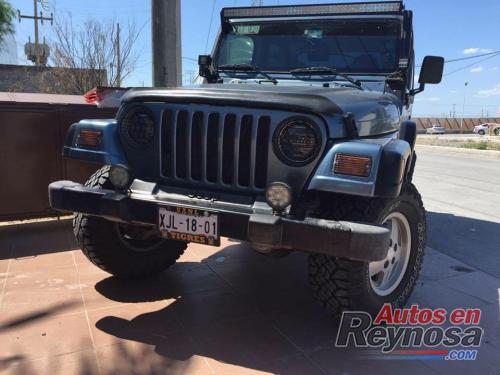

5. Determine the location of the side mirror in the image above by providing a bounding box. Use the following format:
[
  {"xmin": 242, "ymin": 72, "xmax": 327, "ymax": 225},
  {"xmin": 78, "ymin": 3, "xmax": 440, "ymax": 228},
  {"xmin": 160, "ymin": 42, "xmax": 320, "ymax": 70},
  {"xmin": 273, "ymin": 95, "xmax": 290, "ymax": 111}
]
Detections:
[
  {"xmin": 419, "ymin": 56, "xmax": 444, "ymax": 84},
  {"xmin": 198, "ymin": 54, "xmax": 213, "ymax": 78},
  {"xmin": 412, "ymin": 56, "xmax": 444, "ymax": 95}
]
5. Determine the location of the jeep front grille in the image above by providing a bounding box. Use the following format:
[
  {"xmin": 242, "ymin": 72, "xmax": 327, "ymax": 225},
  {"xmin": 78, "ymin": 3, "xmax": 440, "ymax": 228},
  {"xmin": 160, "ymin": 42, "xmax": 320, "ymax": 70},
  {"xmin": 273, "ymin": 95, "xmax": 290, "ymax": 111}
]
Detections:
[{"xmin": 161, "ymin": 107, "xmax": 271, "ymax": 192}]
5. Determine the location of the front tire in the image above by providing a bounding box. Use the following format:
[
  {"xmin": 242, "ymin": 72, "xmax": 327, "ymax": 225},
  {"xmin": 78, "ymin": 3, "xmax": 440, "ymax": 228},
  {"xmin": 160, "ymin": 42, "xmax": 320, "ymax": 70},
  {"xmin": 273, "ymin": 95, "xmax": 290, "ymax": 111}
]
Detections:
[
  {"xmin": 74, "ymin": 166, "xmax": 187, "ymax": 279},
  {"xmin": 478, "ymin": 130, "xmax": 485, "ymax": 135},
  {"xmin": 308, "ymin": 183, "xmax": 426, "ymax": 317}
]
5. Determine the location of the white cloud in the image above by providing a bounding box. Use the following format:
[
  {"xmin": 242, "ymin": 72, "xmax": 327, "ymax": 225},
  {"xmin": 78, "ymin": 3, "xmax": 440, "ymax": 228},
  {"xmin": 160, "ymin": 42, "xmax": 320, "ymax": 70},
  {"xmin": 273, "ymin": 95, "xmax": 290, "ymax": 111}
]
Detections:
[
  {"xmin": 463, "ymin": 48, "xmax": 479, "ymax": 54},
  {"xmin": 463, "ymin": 48, "xmax": 493, "ymax": 54},
  {"xmin": 470, "ymin": 66, "xmax": 484, "ymax": 73},
  {"xmin": 415, "ymin": 97, "xmax": 441, "ymax": 102},
  {"xmin": 490, "ymin": 67, "xmax": 498, "ymax": 71},
  {"xmin": 450, "ymin": 90, "xmax": 458, "ymax": 94},
  {"xmin": 477, "ymin": 84, "xmax": 500, "ymax": 97}
]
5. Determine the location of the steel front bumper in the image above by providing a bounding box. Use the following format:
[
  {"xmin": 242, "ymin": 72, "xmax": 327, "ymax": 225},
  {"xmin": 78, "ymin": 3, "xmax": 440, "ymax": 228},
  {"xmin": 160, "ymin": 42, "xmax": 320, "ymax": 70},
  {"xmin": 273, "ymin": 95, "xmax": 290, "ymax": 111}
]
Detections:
[{"xmin": 48, "ymin": 180, "xmax": 390, "ymax": 262}]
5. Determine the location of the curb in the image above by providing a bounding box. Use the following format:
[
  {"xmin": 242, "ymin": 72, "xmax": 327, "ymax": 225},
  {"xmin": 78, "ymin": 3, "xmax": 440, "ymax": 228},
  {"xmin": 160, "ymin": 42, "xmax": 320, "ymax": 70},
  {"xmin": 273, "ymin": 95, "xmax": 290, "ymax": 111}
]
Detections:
[{"xmin": 416, "ymin": 144, "xmax": 500, "ymax": 159}]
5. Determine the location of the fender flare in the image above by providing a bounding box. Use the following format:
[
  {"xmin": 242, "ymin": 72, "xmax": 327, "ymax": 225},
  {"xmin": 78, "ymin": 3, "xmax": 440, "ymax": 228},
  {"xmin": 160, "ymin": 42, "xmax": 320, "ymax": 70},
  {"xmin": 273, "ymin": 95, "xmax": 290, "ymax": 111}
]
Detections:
[{"xmin": 62, "ymin": 119, "xmax": 128, "ymax": 166}]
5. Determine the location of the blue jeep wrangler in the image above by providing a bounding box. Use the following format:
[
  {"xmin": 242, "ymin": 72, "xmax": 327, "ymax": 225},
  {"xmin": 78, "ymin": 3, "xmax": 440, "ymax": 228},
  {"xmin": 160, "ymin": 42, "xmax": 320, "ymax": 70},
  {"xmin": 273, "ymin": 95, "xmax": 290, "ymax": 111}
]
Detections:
[{"xmin": 49, "ymin": 1, "xmax": 443, "ymax": 316}]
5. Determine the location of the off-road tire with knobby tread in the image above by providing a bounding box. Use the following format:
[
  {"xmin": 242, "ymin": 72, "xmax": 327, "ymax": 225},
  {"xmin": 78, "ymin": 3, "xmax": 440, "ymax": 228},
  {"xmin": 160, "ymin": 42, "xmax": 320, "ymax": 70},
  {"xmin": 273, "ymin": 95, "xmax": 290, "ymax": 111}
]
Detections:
[
  {"xmin": 308, "ymin": 183, "xmax": 426, "ymax": 317},
  {"xmin": 406, "ymin": 152, "xmax": 417, "ymax": 183},
  {"xmin": 73, "ymin": 166, "xmax": 187, "ymax": 279}
]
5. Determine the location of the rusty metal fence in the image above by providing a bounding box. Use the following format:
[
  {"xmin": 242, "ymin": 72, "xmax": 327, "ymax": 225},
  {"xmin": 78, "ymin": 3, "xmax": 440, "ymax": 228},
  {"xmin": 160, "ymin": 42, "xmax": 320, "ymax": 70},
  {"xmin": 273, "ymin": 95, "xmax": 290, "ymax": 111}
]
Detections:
[
  {"xmin": 0, "ymin": 94, "xmax": 115, "ymax": 221},
  {"xmin": 414, "ymin": 117, "xmax": 500, "ymax": 132}
]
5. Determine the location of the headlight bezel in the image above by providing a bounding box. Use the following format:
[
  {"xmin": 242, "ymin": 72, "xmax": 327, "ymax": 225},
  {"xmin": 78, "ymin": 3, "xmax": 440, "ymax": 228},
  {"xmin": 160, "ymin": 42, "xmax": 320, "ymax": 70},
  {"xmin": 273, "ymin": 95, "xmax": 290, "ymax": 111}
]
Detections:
[
  {"xmin": 118, "ymin": 105, "xmax": 156, "ymax": 147},
  {"xmin": 273, "ymin": 116, "xmax": 322, "ymax": 166}
]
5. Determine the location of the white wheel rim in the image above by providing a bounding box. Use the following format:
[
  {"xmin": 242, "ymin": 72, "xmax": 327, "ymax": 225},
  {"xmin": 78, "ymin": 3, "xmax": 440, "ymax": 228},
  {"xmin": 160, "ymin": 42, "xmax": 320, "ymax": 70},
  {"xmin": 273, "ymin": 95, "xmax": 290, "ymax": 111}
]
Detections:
[{"xmin": 369, "ymin": 212, "xmax": 411, "ymax": 296}]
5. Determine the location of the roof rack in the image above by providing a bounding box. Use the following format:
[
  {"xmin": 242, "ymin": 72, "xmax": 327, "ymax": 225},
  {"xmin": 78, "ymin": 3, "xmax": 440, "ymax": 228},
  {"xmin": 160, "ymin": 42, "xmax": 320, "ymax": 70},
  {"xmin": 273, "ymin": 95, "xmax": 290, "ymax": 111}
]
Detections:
[{"xmin": 221, "ymin": 2, "xmax": 404, "ymax": 21}]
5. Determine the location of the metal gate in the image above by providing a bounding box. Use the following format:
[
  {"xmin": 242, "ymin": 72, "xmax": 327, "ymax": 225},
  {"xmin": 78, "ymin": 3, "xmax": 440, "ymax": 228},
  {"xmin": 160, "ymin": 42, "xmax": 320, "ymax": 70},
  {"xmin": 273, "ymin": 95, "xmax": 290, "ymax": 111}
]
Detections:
[{"xmin": 0, "ymin": 93, "xmax": 116, "ymax": 221}]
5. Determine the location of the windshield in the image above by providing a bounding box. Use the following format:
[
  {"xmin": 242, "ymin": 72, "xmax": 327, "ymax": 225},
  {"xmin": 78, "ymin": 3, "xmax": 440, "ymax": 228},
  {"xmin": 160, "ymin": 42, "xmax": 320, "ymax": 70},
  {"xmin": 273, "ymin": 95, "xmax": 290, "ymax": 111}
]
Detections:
[{"xmin": 215, "ymin": 19, "xmax": 402, "ymax": 74}]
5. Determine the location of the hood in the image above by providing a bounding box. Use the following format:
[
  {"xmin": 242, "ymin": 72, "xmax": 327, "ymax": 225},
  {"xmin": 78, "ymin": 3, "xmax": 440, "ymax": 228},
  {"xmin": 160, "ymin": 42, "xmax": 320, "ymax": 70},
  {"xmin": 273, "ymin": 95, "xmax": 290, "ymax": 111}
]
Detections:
[{"xmin": 121, "ymin": 84, "xmax": 402, "ymax": 118}]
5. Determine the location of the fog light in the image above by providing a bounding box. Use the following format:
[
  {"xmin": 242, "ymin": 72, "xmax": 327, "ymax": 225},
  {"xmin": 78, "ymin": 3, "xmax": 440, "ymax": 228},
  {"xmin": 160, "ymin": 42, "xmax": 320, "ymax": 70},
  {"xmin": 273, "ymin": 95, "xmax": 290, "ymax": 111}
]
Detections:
[
  {"xmin": 109, "ymin": 165, "xmax": 130, "ymax": 190},
  {"xmin": 265, "ymin": 182, "xmax": 292, "ymax": 211}
]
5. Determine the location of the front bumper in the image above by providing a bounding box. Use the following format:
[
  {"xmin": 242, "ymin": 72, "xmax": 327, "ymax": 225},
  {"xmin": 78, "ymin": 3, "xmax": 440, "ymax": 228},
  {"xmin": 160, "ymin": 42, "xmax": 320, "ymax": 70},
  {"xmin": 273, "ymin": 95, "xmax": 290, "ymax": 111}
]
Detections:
[{"xmin": 48, "ymin": 180, "xmax": 390, "ymax": 262}]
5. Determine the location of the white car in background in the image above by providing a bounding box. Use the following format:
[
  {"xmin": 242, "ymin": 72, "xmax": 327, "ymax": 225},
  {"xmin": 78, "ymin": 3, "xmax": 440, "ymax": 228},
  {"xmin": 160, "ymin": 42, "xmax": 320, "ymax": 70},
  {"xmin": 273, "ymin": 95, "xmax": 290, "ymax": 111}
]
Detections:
[
  {"xmin": 473, "ymin": 123, "xmax": 491, "ymax": 135},
  {"xmin": 426, "ymin": 125, "xmax": 446, "ymax": 134}
]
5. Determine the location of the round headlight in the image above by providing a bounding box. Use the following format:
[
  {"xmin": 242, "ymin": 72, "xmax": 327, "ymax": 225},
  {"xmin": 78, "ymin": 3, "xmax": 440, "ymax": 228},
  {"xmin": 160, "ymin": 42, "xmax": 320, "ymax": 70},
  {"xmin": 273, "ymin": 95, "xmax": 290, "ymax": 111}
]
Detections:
[
  {"xmin": 274, "ymin": 117, "xmax": 321, "ymax": 165},
  {"xmin": 109, "ymin": 165, "xmax": 130, "ymax": 190},
  {"xmin": 265, "ymin": 182, "xmax": 292, "ymax": 211},
  {"xmin": 120, "ymin": 106, "xmax": 155, "ymax": 145}
]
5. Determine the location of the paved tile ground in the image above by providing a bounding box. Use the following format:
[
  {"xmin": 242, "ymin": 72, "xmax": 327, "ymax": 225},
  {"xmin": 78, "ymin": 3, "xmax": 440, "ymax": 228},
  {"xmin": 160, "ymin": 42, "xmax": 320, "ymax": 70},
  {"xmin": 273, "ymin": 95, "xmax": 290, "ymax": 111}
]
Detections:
[{"xmin": 0, "ymin": 220, "xmax": 498, "ymax": 374}]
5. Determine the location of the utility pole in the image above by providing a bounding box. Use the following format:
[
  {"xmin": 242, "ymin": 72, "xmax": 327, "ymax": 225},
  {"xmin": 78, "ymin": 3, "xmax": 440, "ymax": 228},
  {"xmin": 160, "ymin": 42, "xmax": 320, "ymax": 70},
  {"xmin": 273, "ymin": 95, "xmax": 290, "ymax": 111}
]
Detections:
[
  {"xmin": 459, "ymin": 82, "xmax": 468, "ymax": 133},
  {"xmin": 17, "ymin": 0, "xmax": 53, "ymax": 66},
  {"xmin": 116, "ymin": 23, "xmax": 121, "ymax": 87},
  {"xmin": 452, "ymin": 103, "xmax": 456, "ymax": 118},
  {"xmin": 152, "ymin": 0, "xmax": 181, "ymax": 87}
]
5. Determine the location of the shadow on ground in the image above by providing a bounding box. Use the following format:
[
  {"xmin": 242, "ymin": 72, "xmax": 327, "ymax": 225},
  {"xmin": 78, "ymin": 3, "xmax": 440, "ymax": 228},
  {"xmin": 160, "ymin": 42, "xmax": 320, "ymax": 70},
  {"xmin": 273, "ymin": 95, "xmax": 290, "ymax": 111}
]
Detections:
[
  {"xmin": 91, "ymin": 244, "xmax": 342, "ymax": 373},
  {"xmin": 2, "ymin": 215, "xmax": 498, "ymax": 374},
  {"xmin": 426, "ymin": 211, "xmax": 500, "ymax": 278}
]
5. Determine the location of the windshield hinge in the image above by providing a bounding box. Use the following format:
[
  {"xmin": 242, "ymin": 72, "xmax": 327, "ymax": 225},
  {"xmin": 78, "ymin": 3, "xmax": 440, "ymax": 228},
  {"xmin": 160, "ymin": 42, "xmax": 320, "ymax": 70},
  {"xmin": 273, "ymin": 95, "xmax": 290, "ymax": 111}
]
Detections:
[{"xmin": 343, "ymin": 113, "xmax": 359, "ymax": 139}]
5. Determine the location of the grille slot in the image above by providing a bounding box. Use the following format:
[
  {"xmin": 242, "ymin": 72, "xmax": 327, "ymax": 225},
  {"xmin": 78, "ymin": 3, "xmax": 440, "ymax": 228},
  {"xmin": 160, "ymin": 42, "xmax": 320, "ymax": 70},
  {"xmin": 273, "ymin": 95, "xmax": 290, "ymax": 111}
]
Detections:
[
  {"xmin": 162, "ymin": 109, "xmax": 270, "ymax": 191},
  {"xmin": 255, "ymin": 116, "xmax": 270, "ymax": 188}
]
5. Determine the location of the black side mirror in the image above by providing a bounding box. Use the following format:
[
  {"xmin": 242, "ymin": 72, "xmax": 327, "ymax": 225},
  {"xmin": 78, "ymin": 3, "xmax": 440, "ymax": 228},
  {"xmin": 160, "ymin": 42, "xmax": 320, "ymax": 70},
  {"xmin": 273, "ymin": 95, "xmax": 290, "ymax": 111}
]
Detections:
[
  {"xmin": 198, "ymin": 54, "xmax": 213, "ymax": 78},
  {"xmin": 419, "ymin": 56, "xmax": 444, "ymax": 84},
  {"xmin": 412, "ymin": 56, "xmax": 444, "ymax": 95}
]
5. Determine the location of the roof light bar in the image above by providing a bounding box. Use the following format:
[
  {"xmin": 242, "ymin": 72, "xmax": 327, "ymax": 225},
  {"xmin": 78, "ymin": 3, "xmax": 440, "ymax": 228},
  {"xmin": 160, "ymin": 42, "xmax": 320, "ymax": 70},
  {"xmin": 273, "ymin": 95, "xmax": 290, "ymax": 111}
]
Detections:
[{"xmin": 222, "ymin": 2, "xmax": 404, "ymax": 20}]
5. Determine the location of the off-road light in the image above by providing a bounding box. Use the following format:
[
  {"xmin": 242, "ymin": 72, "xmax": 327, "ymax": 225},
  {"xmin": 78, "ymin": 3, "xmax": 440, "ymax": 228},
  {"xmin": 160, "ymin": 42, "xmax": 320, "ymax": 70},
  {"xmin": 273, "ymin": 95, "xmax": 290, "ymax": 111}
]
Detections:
[
  {"xmin": 265, "ymin": 182, "xmax": 292, "ymax": 211},
  {"xmin": 109, "ymin": 165, "xmax": 131, "ymax": 190},
  {"xmin": 77, "ymin": 130, "xmax": 102, "ymax": 147},
  {"xmin": 222, "ymin": 2, "xmax": 403, "ymax": 19},
  {"xmin": 333, "ymin": 154, "xmax": 371, "ymax": 178}
]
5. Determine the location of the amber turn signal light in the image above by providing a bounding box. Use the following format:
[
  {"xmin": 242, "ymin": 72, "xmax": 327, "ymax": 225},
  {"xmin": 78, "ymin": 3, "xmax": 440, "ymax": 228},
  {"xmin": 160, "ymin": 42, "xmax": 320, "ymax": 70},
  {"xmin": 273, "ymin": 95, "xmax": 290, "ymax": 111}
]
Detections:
[
  {"xmin": 77, "ymin": 130, "xmax": 102, "ymax": 147},
  {"xmin": 333, "ymin": 153, "xmax": 371, "ymax": 177}
]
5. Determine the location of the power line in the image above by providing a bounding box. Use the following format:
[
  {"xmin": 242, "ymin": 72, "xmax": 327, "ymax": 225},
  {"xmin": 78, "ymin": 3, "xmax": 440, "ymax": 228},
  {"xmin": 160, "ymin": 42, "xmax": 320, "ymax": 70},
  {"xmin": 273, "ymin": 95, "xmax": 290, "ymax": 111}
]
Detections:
[
  {"xmin": 416, "ymin": 49, "xmax": 500, "ymax": 67},
  {"xmin": 445, "ymin": 50, "xmax": 500, "ymax": 63},
  {"xmin": 444, "ymin": 52, "xmax": 500, "ymax": 77},
  {"xmin": 204, "ymin": 0, "xmax": 217, "ymax": 54}
]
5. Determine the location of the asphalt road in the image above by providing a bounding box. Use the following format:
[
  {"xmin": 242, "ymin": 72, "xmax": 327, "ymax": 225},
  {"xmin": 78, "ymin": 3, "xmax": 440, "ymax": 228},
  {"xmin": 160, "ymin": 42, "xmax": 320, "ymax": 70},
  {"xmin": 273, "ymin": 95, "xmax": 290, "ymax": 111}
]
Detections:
[{"xmin": 413, "ymin": 146, "xmax": 500, "ymax": 277}]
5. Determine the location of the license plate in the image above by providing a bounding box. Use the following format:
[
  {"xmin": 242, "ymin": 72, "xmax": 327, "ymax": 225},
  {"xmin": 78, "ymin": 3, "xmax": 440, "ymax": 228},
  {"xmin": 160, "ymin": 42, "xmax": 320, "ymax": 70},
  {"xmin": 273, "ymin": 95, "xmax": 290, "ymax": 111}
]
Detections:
[{"xmin": 158, "ymin": 205, "xmax": 220, "ymax": 246}]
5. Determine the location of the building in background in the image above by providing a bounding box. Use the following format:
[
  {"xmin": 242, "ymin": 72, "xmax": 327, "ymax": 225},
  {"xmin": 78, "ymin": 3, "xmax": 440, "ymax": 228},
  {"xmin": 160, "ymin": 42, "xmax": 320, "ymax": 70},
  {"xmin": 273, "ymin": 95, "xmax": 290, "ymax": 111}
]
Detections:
[{"xmin": 0, "ymin": 64, "xmax": 107, "ymax": 94}]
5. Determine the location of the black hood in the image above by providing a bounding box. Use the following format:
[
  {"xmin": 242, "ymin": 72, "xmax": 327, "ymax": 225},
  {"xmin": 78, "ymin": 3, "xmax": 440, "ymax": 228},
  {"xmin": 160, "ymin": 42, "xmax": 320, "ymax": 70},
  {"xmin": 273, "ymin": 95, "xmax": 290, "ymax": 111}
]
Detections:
[{"xmin": 121, "ymin": 84, "xmax": 398, "ymax": 117}]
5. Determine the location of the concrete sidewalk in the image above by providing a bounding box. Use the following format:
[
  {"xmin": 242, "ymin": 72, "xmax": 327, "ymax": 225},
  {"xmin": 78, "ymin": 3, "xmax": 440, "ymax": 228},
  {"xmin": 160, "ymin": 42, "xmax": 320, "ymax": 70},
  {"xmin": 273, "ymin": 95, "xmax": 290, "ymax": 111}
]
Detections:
[{"xmin": 0, "ymin": 220, "xmax": 498, "ymax": 374}]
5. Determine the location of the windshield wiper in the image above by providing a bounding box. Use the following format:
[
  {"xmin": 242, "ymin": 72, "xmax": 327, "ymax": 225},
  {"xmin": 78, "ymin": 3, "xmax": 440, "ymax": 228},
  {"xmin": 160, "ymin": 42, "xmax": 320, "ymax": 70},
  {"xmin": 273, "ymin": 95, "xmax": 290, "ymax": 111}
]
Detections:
[
  {"xmin": 217, "ymin": 64, "xmax": 278, "ymax": 85},
  {"xmin": 290, "ymin": 66, "xmax": 362, "ymax": 88}
]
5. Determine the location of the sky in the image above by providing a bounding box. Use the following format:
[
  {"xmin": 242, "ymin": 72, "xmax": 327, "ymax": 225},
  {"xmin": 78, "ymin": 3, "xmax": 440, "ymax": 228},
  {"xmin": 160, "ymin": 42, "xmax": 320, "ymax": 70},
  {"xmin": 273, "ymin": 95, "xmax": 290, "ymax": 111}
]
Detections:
[{"xmin": 6, "ymin": 0, "xmax": 500, "ymax": 117}]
